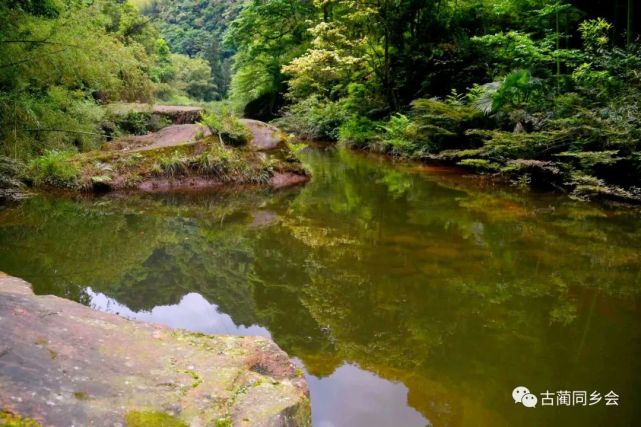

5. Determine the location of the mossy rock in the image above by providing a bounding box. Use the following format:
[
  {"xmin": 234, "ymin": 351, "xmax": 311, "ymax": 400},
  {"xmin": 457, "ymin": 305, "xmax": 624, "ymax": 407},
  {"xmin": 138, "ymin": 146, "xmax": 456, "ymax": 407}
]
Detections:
[{"xmin": 124, "ymin": 411, "xmax": 187, "ymax": 427}]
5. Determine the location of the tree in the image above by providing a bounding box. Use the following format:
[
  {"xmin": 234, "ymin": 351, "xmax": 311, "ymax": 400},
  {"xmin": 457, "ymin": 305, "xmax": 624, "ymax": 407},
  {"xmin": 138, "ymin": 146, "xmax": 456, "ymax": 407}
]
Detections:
[
  {"xmin": 0, "ymin": 0, "xmax": 156, "ymax": 158},
  {"xmin": 225, "ymin": 0, "xmax": 316, "ymax": 116}
]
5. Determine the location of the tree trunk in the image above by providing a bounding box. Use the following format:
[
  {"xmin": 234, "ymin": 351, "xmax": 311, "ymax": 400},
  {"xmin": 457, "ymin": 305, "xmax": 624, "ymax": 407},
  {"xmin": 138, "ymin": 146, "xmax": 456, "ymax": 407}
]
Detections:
[
  {"xmin": 556, "ymin": 8, "xmax": 561, "ymax": 92},
  {"xmin": 627, "ymin": 0, "xmax": 633, "ymax": 46}
]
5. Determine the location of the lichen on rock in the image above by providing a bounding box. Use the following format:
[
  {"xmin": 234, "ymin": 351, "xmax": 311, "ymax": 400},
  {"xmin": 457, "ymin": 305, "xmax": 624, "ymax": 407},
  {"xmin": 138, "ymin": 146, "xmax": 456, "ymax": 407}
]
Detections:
[{"xmin": 0, "ymin": 273, "xmax": 310, "ymax": 427}]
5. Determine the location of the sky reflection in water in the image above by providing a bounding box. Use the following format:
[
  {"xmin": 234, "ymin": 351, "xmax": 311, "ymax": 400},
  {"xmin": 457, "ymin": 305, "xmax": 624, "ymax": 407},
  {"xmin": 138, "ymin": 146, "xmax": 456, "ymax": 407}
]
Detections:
[{"xmin": 88, "ymin": 290, "xmax": 428, "ymax": 427}]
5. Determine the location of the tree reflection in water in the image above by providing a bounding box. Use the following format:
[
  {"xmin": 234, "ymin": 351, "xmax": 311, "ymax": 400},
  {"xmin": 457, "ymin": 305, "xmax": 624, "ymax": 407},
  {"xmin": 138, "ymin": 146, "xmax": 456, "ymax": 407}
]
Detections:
[{"xmin": 1, "ymin": 146, "xmax": 640, "ymax": 426}]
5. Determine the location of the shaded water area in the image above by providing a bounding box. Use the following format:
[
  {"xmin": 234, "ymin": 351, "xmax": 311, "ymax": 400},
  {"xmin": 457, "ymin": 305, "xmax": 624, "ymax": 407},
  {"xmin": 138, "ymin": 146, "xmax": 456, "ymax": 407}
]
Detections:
[{"xmin": 1, "ymin": 146, "xmax": 641, "ymax": 426}]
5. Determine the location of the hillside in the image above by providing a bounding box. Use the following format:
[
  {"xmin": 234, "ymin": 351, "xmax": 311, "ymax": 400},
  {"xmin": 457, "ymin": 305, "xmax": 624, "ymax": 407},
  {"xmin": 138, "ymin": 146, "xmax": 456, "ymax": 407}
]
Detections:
[{"xmin": 139, "ymin": 0, "xmax": 243, "ymax": 99}]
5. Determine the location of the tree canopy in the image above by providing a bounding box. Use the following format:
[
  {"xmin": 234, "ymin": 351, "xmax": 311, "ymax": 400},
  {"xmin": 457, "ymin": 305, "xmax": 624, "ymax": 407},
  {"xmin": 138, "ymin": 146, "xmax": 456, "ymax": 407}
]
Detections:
[{"xmin": 1, "ymin": 0, "xmax": 640, "ymax": 201}]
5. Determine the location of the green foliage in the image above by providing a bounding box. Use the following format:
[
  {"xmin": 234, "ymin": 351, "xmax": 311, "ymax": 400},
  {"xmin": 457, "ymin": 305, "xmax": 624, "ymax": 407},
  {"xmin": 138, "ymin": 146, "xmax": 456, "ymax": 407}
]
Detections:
[
  {"xmin": 116, "ymin": 112, "xmax": 152, "ymax": 136},
  {"xmin": 215, "ymin": 418, "xmax": 232, "ymax": 427},
  {"xmin": 151, "ymin": 144, "xmax": 269, "ymax": 184},
  {"xmin": 194, "ymin": 144, "xmax": 267, "ymax": 183},
  {"xmin": 162, "ymin": 54, "xmax": 217, "ymax": 102},
  {"xmin": 579, "ymin": 18, "xmax": 612, "ymax": 52},
  {"xmin": 2, "ymin": 0, "xmax": 640, "ymax": 202},
  {"xmin": 377, "ymin": 114, "xmax": 418, "ymax": 158},
  {"xmin": 410, "ymin": 98, "xmax": 484, "ymax": 152},
  {"xmin": 0, "ymin": 0, "xmax": 157, "ymax": 159},
  {"xmin": 157, "ymin": 152, "xmax": 190, "ymax": 177},
  {"xmin": 226, "ymin": 0, "xmax": 315, "ymax": 109},
  {"xmin": 338, "ymin": 116, "xmax": 380, "ymax": 148},
  {"xmin": 457, "ymin": 158, "xmax": 501, "ymax": 172},
  {"xmin": 141, "ymin": 0, "xmax": 241, "ymax": 99},
  {"xmin": 200, "ymin": 106, "xmax": 250, "ymax": 147},
  {"xmin": 471, "ymin": 31, "xmax": 553, "ymax": 77},
  {"xmin": 28, "ymin": 150, "xmax": 79, "ymax": 188},
  {"xmin": 274, "ymin": 97, "xmax": 348, "ymax": 140},
  {"xmin": 217, "ymin": 0, "xmax": 641, "ymax": 200}
]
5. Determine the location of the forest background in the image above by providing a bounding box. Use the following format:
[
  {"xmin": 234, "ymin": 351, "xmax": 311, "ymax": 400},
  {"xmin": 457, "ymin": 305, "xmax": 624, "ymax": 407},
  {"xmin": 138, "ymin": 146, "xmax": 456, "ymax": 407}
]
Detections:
[{"xmin": 1, "ymin": 0, "xmax": 640, "ymax": 201}]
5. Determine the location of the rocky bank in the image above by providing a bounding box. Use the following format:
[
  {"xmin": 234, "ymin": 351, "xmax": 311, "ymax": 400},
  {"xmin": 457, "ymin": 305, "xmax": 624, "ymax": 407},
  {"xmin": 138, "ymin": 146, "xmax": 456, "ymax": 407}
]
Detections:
[{"xmin": 0, "ymin": 273, "xmax": 310, "ymax": 426}]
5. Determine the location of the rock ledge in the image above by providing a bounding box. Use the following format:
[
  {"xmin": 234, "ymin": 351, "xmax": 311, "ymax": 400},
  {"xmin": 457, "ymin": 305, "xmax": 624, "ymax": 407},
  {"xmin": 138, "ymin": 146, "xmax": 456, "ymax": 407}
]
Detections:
[{"xmin": 0, "ymin": 273, "xmax": 310, "ymax": 426}]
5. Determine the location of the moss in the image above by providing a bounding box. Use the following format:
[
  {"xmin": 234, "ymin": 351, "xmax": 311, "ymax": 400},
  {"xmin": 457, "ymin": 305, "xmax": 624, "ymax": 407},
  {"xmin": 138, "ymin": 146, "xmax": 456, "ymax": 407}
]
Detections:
[
  {"xmin": 0, "ymin": 410, "xmax": 41, "ymax": 427},
  {"xmin": 183, "ymin": 369, "xmax": 203, "ymax": 389},
  {"xmin": 215, "ymin": 418, "xmax": 232, "ymax": 427},
  {"xmin": 26, "ymin": 126, "xmax": 308, "ymax": 192},
  {"xmin": 73, "ymin": 391, "xmax": 89, "ymax": 401},
  {"xmin": 124, "ymin": 411, "xmax": 188, "ymax": 427}
]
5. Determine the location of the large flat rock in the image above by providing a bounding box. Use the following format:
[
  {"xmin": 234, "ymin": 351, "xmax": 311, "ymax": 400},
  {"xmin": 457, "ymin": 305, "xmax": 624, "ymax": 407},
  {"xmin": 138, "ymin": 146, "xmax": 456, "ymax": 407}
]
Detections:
[
  {"xmin": 0, "ymin": 273, "xmax": 310, "ymax": 426},
  {"xmin": 112, "ymin": 124, "xmax": 212, "ymax": 152}
]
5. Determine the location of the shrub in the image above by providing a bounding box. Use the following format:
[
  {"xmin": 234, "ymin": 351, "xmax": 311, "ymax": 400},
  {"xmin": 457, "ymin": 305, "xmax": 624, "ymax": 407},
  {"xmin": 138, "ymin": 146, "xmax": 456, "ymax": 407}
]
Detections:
[
  {"xmin": 410, "ymin": 98, "xmax": 484, "ymax": 152},
  {"xmin": 116, "ymin": 112, "xmax": 152, "ymax": 135},
  {"xmin": 112, "ymin": 112, "xmax": 171, "ymax": 136},
  {"xmin": 274, "ymin": 96, "xmax": 348, "ymax": 140},
  {"xmin": 338, "ymin": 116, "xmax": 380, "ymax": 148},
  {"xmin": 378, "ymin": 114, "xmax": 419, "ymax": 157},
  {"xmin": 28, "ymin": 151, "xmax": 79, "ymax": 188},
  {"xmin": 201, "ymin": 106, "xmax": 251, "ymax": 147},
  {"xmin": 157, "ymin": 152, "xmax": 190, "ymax": 177}
]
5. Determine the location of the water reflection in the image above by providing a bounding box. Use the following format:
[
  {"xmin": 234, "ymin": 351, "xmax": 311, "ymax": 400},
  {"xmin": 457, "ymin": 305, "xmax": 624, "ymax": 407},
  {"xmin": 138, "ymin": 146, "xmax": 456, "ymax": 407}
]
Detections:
[
  {"xmin": 87, "ymin": 290, "xmax": 271, "ymax": 337},
  {"xmin": 88, "ymin": 289, "xmax": 428, "ymax": 427},
  {"xmin": 0, "ymin": 146, "xmax": 640, "ymax": 426},
  {"xmin": 308, "ymin": 364, "xmax": 428, "ymax": 427}
]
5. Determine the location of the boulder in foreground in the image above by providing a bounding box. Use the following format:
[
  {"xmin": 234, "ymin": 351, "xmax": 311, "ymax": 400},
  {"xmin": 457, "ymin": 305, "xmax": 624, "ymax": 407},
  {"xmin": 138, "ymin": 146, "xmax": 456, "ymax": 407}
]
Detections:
[{"xmin": 0, "ymin": 273, "xmax": 310, "ymax": 426}]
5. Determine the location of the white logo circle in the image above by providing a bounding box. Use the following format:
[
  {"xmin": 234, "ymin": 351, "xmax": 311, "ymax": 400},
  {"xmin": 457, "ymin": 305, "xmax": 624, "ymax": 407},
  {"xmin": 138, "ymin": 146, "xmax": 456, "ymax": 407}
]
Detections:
[{"xmin": 512, "ymin": 386, "xmax": 530, "ymax": 403}]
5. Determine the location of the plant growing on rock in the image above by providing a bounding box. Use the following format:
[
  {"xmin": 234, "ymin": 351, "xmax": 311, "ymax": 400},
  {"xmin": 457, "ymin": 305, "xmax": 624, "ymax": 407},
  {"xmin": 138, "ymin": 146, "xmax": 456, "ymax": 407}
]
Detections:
[{"xmin": 201, "ymin": 107, "xmax": 251, "ymax": 147}]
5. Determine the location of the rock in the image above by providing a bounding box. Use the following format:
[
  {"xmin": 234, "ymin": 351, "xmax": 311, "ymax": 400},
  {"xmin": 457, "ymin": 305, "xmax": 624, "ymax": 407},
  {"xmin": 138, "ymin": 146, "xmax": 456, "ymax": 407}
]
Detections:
[
  {"xmin": 241, "ymin": 119, "xmax": 286, "ymax": 151},
  {"xmin": 105, "ymin": 104, "xmax": 204, "ymax": 125},
  {"xmin": 151, "ymin": 106, "xmax": 204, "ymax": 125},
  {"xmin": 0, "ymin": 273, "xmax": 310, "ymax": 427},
  {"xmin": 91, "ymin": 175, "xmax": 114, "ymax": 192},
  {"xmin": 111, "ymin": 124, "xmax": 212, "ymax": 152},
  {"xmin": 270, "ymin": 172, "xmax": 310, "ymax": 190}
]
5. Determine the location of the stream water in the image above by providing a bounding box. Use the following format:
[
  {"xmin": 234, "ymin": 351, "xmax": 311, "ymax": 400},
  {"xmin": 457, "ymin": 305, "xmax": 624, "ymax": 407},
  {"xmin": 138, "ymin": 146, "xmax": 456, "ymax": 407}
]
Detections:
[{"xmin": 1, "ymin": 145, "xmax": 640, "ymax": 426}]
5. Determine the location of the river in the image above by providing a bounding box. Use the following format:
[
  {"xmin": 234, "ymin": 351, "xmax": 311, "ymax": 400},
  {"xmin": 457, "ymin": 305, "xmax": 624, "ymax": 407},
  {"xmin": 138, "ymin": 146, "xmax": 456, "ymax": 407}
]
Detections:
[{"xmin": 1, "ymin": 145, "xmax": 640, "ymax": 426}]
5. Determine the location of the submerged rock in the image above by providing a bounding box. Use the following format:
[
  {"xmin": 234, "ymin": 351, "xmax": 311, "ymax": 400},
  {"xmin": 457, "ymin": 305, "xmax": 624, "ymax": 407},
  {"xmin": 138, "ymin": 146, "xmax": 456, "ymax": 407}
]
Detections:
[{"xmin": 0, "ymin": 273, "xmax": 310, "ymax": 426}]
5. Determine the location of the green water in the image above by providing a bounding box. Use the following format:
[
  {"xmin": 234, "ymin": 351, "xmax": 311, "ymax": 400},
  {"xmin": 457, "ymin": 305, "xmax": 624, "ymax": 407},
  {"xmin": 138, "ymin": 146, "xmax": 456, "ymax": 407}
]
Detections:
[{"xmin": 1, "ymin": 146, "xmax": 640, "ymax": 426}]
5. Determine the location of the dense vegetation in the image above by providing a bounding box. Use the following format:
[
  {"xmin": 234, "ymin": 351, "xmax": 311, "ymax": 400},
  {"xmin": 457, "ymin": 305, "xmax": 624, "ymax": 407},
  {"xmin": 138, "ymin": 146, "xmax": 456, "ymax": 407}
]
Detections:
[
  {"xmin": 136, "ymin": 0, "xmax": 242, "ymax": 100},
  {"xmin": 223, "ymin": 0, "xmax": 640, "ymax": 201},
  {"xmin": 0, "ymin": 0, "xmax": 219, "ymax": 159},
  {"xmin": 1, "ymin": 0, "xmax": 640, "ymax": 201}
]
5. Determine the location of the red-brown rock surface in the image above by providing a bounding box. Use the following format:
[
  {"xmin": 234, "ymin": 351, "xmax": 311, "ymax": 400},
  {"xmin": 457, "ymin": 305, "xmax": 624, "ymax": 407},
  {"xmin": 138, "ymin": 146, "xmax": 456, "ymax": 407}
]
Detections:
[{"xmin": 0, "ymin": 273, "xmax": 310, "ymax": 426}]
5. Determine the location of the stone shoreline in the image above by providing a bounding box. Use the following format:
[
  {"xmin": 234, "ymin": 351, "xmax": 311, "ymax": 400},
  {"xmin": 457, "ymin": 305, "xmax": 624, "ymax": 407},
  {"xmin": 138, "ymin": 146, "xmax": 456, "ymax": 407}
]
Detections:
[{"xmin": 0, "ymin": 273, "xmax": 310, "ymax": 426}]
